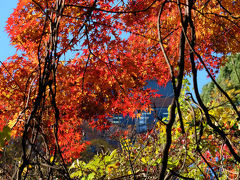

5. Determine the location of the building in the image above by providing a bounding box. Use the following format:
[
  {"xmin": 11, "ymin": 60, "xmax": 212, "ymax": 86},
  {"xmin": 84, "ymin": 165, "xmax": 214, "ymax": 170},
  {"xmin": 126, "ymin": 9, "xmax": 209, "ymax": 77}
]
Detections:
[
  {"xmin": 81, "ymin": 80, "xmax": 174, "ymax": 153},
  {"xmin": 111, "ymin": 80, "xmax": 174, "ymax": 133}
]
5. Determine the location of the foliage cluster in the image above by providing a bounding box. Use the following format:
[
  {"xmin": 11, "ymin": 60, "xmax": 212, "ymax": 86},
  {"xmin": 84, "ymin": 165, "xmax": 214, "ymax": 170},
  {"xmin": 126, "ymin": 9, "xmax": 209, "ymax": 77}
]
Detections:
[
  {"xmin": 0, "ymin": 0, "xmax": 240, "ymax": 179},
  {"xmin": 70, "ymin": 80, "xmax": 240, "ymax": 179},
  {"xmin": 201, "ymin": 54, "xmax": 240, "ymax": 104}
]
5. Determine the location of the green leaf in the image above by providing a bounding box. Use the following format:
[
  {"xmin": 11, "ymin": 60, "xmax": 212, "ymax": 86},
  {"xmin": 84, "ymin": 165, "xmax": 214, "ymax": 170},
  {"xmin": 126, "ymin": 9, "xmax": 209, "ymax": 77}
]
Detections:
[
  {"xmin": 0, "ymin": 126, "xmax": 11, "ymax": 147},
  {"xmin": 141, "ymin": 157, "xmax": 147, "ymax": 164},
  {"xmin": 70, "ymin": 171, "xmax": 83, "ymax": 178},
  {"xmin": 87, "ymin": 172, "xmax": 95, "ymax": 180}
]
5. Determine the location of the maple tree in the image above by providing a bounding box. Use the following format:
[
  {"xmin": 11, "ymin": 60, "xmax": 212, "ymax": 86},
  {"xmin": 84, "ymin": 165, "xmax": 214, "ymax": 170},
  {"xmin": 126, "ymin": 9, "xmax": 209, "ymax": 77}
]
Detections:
[{"xmin": 0, "ymin": 0, "xmax": 240, "ymax": 179}]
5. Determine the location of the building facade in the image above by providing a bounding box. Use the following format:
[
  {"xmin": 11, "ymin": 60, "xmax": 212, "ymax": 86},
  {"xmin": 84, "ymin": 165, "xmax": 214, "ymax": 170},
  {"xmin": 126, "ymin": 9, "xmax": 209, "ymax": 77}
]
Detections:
[{"xmin": 111, "ymin": 80, "xmax": 174, "ymax": 133}]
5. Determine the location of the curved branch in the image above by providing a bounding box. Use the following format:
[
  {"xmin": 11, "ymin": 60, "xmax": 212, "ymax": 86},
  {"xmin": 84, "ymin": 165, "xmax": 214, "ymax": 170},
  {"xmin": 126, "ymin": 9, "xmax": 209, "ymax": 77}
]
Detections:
[
  {"xmin": 178, "ymin": 0, "xmax": 240, "ymax": 164},
  {"xmin": 216, "ymin": 0, "xmax": 240, "ymax": 19},
  {"xmin": 65, "ymin": 0, "xmax": 158, "ymax": 14}
]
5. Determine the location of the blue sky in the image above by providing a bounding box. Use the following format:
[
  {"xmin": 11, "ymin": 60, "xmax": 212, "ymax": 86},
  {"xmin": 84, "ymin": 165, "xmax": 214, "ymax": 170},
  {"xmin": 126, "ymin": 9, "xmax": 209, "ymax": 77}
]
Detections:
[
  {"xmin": 0, "ymin": 0, "xmax": 211, "ymax": 94},
  {"xmin": 0, "ymin": 0, "xmax": 18, "ymax": 63}
]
